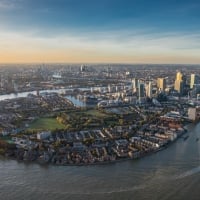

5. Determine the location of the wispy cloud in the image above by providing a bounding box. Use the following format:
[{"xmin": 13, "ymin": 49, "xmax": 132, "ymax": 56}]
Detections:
[
  {"xmin": 39, "ymin": 29, "xmax": 200, "ymax": 56},
  {"xmin": 0, "ymin": 0, "xmax": 22, "ymax": 10},
  {"xmin": 0, "ymin": 21, "xmax": 200, "ymax": 63},
  {"xmin": 173, "ymin": 2, "xmax": 200, "ymax": 14}
]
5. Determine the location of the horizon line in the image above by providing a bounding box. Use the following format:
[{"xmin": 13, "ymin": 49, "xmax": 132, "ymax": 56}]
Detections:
[{"xmin": 0, "ymin": 62, "xmax": 200, "ymax": 66}]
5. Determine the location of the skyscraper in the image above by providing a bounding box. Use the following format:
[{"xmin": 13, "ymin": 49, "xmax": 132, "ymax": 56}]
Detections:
[
  {"xmin": 174, "ymin": 79, "xmax": 184, "ymax": 94},
  {"xmin": 146, "ymin": 81, "xmax": 152, "ymax": 98},
  {"xmin": 138, "ymin": 81, "xmax": 145, "ymax": 101},
  {"xmin": 157, "ymin": 78, "xmax": 166, "ymax": 91},
  {"xmin": 174, "ymin": 71, "xmax": 186, "ymax": 95},
  {"xmin": 190, "ymin": 74, "xmax": 199, "ymax": 89},
  {"xmin": 132, "ymin": 78, "xmax": 138, "ymax": 93},
  {"xmin": 176, "ymin": 71, "xmax": 183, "ymax": 81}
]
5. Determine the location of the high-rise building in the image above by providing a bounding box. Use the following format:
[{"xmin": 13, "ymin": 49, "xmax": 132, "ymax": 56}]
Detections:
[
  {"xmin": 174, "ymin": 71, "xmax": 186, "ymax": 95},
  {"xmin": 108, "ymin": 84, "xmax": 112, "ymax": 93},
  {"xmin": 176, "ymin": 71, "xmax": 183, "ymax": 81},
  {"xmin": 80, "ymin": 65, "xmax": 87, "ymax": 72},
  {"xmin": 190, "ymin": 74, "xmax": 199, "ymax": 89},
  {"xmin": 146, "ymin": 81, "xmax": 152, "ymax": 98},
  {"xmin": 138, "ymin": 81, "xmax": 145, "ymax": 100},
  {"xmin": 174, "ymin": 79, "xmax": 184, "ymax": 94},
  {"xmin": 157, "ymin": 78, "xmax": 166, "ymax": 91},
  {"xmin": 132, "ymin": 78, "xmax": 138, "ymax": 93}
]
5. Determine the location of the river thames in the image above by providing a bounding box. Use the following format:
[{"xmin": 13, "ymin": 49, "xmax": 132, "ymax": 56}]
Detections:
[{"xmin": 0, "ymin": 123, "xmax": 199, "ymax": 200}]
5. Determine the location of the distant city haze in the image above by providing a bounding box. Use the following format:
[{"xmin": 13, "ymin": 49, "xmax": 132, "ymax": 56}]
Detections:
[{"xmin": 0, "ymin": 0, "xmax": 200, "ymax": 64}]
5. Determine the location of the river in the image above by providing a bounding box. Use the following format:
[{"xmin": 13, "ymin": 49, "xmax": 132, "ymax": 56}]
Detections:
[
  {"xmin": 0, "ymin": 123, "xmax": 200, "ymax": 200},
  {"xmin": 0, "ymin": 89, "xmax": 88, "ymax": 107}
]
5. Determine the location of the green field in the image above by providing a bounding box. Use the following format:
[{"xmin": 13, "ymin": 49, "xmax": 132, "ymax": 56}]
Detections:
[
  {"xmin": 27, "ymin": 109, "xmax": 117, "ymax": 132},
  {"xmin": 80, "ymin": 109, "xmax": 108, "ymax": 118},
  {"xmin": 28, "ymin": 117, "xmax": 65, "ymax": 131}
]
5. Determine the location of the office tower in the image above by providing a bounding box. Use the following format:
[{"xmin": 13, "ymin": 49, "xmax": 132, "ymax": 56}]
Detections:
[
  {"xmin": 108, "ymin": 84, "xmax": 111, "ymax": 93},
  {"xmin": 138, "ymin": 81, "xmax": 145, "ymax": 100},
  {"xmin": 146, "ymin": 81, "xmax": 152, "ymax": 98},
  {"xmin": 190, "ymin": 74, "xmax": 199, "ymax": 89},
  {"xmin": 132, "ymin": 78, "xmax": 138, "ymax": 93},
  {"xmin": 80, "ymin": 65, "xmax": 87, "ymax": 72},
  {"xmin": 176, "ymin": 71, "xmax": 183, "ymax": 81},
  {"xmin": 174, "ymin": 71, "xmax": 186, "ymax": 95},
  {"xmin": 174, "ymin": 79, "xmax": 184, "ymax": 94},
  {"xmin": 157, "ymin": 78, "xmax": 166, "ymax": 91}
]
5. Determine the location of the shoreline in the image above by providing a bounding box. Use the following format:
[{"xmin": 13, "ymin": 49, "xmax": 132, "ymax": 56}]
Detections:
[
  {"xmin": 0, "ymin": 115, "xmax": 190, "ymax": 167},
  {"xmin": 1, "ymin": 137, "xmax": 181, "ymax": 167}
]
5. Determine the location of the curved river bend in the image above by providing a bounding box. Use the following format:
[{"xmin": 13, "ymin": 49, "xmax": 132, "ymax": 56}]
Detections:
[{"xmin": 0, "ymin": 123, "xmax": 200, "ymax": 200}]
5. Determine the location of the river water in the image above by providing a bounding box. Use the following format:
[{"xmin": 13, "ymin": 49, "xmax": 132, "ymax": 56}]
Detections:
[
  {"xmin": 0, "ymin": 123, "xmax": 200, "ymax": 200},
  {"xmin": 0, "ymin": 89, "xmax": 67, "ymax": 101},
  {"xmin": 0, "ymin": 89, "xmax": 87, "ymax": 107}
]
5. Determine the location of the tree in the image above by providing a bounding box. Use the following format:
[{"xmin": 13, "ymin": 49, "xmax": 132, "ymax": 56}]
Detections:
[{"xmin": 119, "ymin": 119, "xmax": 124, "ymax": 126}]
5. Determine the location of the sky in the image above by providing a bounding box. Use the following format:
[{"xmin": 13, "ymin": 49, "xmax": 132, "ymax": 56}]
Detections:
[{"xmin": 0, "ymin": 0, "xmax": 200, "ymax": 64}]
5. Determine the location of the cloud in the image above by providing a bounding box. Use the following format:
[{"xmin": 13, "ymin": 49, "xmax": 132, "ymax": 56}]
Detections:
[
  {"xmin": 27, "ymin": 27, "xmax": 200, "ymax": 50},
  {"xmin": 0, "ymin": 28, "xmax": 200, "ymax": 63},
  {"xmin": 0, "ymin": 0, "xmax": 22, "ymax": 10},
  {"xmin": 174, "ymin": 2, "xmax": 200, "ymax": 14}
]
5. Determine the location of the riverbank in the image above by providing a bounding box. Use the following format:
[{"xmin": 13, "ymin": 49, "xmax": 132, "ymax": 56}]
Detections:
[
  {"xmin": 0, "ymin": 89, "xmax": 191, "ymax": 167},
  {"xmin": 1, "ymin": 122, "xmax": 199, "ymax": 200},
  {"xmin": 1, "ymin": 125, "xmax": 187, "ymax": 167}
]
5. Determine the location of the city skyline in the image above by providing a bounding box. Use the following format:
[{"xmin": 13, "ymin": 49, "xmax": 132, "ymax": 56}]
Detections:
[{"xmin": 0, "ymin": 0, "xmax": 200, "ymax": 64}]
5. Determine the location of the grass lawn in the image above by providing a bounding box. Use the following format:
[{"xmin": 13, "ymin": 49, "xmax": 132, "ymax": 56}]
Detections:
[
  {"xmin": 28, "ymin": 117, "xmax": 65, "ymax": 131},
  {"xmin": 65, "ymin": 109, "xmax": 109, "ymax": 120},
  {"xmin": 80, "ymin": 109, "xmax": 108, "ymax": 118}
]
